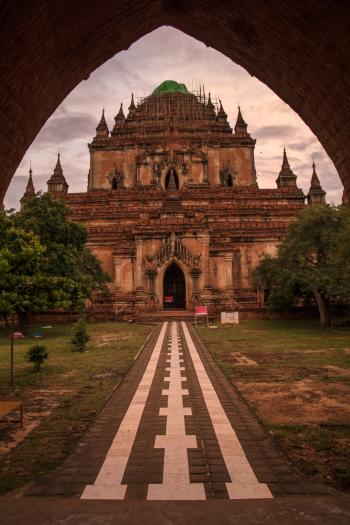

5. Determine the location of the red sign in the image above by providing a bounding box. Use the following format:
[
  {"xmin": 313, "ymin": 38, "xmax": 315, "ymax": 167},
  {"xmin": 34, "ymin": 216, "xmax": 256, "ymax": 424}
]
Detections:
[
  {"xmin": 164, "ymin": 296, "xmax": 173, "ymax": 303},
  {"xmin": 195, "ymin": 306, "xmax": 208, "ymax": 315}
]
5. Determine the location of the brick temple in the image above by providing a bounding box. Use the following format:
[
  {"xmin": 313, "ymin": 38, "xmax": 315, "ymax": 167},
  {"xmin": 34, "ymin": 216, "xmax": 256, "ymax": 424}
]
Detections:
[{"xmin": 23, "ymin": 80, "xmax": 326, "ymax": 318}]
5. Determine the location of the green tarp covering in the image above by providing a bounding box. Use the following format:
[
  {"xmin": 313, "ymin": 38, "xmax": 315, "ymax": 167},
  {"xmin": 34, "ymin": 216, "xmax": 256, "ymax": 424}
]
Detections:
[{"xmin": 153, "ymin": 80, "xmax": 189, "ymax": 96}]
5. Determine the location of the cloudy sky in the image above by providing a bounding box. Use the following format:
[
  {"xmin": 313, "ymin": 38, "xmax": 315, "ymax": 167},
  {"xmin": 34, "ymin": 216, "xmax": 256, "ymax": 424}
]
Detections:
[{"xmin": 4, "ymin": 27, "xmax": 342, "ymax": 209}]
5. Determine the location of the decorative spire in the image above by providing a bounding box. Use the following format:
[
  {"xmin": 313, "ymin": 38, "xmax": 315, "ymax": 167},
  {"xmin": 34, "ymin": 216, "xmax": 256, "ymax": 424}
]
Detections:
[
  {"xmin": 282, "ymin": 147, "xmax": 290, "ymax": 169},
  {"xmin": 96, "ymin": 108, "xmax": 109, "ymax": 136},
  {"xmin": 128, "ymin": 94, "xmax": 137, "ymax": 120},
  {"xmin": 205, "ymin": 91, "xmax": 216, "ymax": 119},
  {"xmin": 20, "ymin": 164, "xmax": 36, "ymax": 208},
  {"xmin": 54, "ymin": 153, "xmax": 63, "ymax": 175},
  {"xmin": 111, "ymin": 103, "xmax": 126, "ymax": 135},
  {"xmin": 276, "ymin": 148, "xmax": 298, "ymax": 188},
  {"xmin": 234, "ymin": 106, "xmax": 248, "ymax": 135},
  {"xmin": 307, "ymin": 160, "xmax": 326, "ymax": 204},
  {"xmin": 129, "ymin": 93, "xmax": 136, "ymax": 110},
  {"xmin": 311, "ymin": 159, "xmax": 320, "ymax": 186},
  {"xmin": 47, "ymin": 153, "xmax": 69, "ymax": 195},
  {"xmin": 27, "ymin": 165, "xmax": 35, "ymax": 192},
  {"xmin": 115, "ymin": 103, "xmax": 125, "ymax": 122},
  {"xmin": 217, "ymin": 99, "xmax": 227, "ymax": 121}
]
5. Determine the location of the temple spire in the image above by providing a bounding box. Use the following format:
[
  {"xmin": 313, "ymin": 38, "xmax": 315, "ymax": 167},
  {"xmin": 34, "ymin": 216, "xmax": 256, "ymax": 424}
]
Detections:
[
  {"xmin": 282, "ymin": 147, "xmax": 290, "ymax": 169},
  {"xmin": 217, "ymin": 99, "xmax": 228, "ymax": 122},
  {"xmin": 206, "ymin": 91, "xmax": 216, "ymax": 118},
  {"xmin": 20, "ymin": 164, "xmax": 36, "ymax": 209},
  {"xmin": 128, "ymin": 94, "xmax": 137, "ymax": 120},
  {"xmin": 47, "ymin": 153, "xmax": 69, "ymax": 195},
  {"xmin": 234, "ymin": 105, "xmax": 249, "ymax": 137},
  {"xmin": 129, "ymin": 93, "xmax": 136, "ymax": 110},
  {"xmin": 276, "ymin": 148, "xmax": 298, "ymax": 188},
  {"xmin": 26, "ymin": 163, "xmax": 35, "ymax": 194},
  {"xmin": 112, "ymin": 103, "xmax": 126, "ymax": 134},
  {"xmin": 55, "ymin": 153, "xmax": 62, "ymax": 174},
  {"xmin": 307, "ymin": 160, "xmax": 326, "ymax": 204},
  {"xmin": 96, "ymin": 108, "xmax": 109, "ymax": 136}
]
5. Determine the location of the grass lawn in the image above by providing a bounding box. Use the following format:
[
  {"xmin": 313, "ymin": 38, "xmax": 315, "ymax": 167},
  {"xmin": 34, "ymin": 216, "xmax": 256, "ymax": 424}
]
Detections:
[
  {"xmin": 197, "ymin": 319, "xmax": 350, "ymax": 492},
  {"xmin": 0, "ymin": 321, "xmax": 152, "ymax": 495}
]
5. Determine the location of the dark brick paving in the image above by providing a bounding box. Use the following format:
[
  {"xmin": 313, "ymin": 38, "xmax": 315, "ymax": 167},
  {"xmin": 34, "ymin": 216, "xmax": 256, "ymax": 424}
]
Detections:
[
  {"xmin": 23, "ymin": 321, "xmax": 334, "ymax": 499},
  {"xmin": 186, "ymin": 323, "xmax": 334, "ymax": 497}
]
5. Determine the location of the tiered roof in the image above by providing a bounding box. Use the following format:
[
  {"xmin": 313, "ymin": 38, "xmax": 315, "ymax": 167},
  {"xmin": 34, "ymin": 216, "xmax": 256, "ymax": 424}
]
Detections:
[{"xmin": 91, "ymin": 81, "xmax": 255, "ymax": 147}]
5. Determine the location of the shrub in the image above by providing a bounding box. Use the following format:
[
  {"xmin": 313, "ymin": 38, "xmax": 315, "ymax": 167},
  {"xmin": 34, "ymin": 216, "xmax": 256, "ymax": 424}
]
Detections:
[
  {"xmin": 71, "ymin": 317, "xmax": 90, "ymax": 352},
  {"xmin": 25, "ymin": 344, "xmax": 48, "ymax": 373}
]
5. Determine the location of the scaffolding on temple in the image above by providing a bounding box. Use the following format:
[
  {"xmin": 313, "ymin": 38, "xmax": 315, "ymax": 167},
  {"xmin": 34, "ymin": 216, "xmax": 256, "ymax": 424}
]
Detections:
[{"xmin": 130, "ymin": 83, "xmax": 225, "ymax": 137}]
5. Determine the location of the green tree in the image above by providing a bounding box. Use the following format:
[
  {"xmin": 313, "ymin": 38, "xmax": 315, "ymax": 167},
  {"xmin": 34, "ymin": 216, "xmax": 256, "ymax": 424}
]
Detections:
[
  {"xmin": 14, "ymin": 193, "xmax": 110, "ymax": 322},
  {"xmin": 0, "ymin": 213, "xmax": 49, "ymax": 326},
  {"xmin": 254, "ymin": 205, "xmax": 350, "ymax": 325},
  {"xmin": 26, "ymin": 344, "xmax": 49, "ymax": 373},
  {"xmin": 70, "ymin": 317, "xmax": 90, "ymax": 352}
]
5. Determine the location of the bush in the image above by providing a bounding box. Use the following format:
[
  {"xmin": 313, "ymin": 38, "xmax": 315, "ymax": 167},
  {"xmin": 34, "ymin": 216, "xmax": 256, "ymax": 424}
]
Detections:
[
  {"xmin": 71, "ymin": 317, "xmax": 90, "ymax": 352},
  {"xmin": 25, "ymin": 344, "xmax": 48, "ymax": 373}
]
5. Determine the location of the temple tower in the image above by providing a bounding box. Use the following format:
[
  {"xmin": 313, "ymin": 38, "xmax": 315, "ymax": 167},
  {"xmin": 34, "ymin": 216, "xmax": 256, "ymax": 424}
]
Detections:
[
  {"xmin": 307, "ymin": 161, "xmax": 326, "ymax": 204},
  {"xmin": 20, "ymin": 164, "xmax": 35, "ymax": 209},
  {"xmin": 47, "ymin": 154, "xmax": 69, "ymax": 195},
  {"xmin": 276, "ymin": 148, "xmax": 298, "ymax": 188}
]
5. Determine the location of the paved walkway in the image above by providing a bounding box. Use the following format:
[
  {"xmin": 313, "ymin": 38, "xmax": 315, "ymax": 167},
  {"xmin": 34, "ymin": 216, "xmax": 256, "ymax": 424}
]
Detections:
[{"xmin": 24, "ymin": 322, "xmax": 333, "ymax": 500}]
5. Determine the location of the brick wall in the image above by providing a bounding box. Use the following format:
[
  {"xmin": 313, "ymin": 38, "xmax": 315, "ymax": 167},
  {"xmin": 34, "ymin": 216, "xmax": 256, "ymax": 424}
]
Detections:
[{"xmin": 0, "ymin": 1, "xmax": 349, "ymax": 203}]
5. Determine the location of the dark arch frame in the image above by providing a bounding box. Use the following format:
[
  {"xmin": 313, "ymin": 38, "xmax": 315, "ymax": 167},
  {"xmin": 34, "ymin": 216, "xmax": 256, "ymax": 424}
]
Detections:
[
  {"xmin": 227, "ymin": 174, "xmax": 233, "ymax": 187},
  {"xmin": 0, "ymin": 2, "xmax": 349, "ymax": 203}
]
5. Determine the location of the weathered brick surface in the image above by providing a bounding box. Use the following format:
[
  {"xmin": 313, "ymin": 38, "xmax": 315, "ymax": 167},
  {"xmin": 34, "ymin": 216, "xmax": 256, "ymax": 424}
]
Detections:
[{"xmin": 1, "ymin": 1, "xmax": 349, "ymax": 203}]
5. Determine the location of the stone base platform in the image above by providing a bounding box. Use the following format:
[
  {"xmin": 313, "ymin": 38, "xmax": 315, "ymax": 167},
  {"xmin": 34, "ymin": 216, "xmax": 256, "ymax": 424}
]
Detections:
[{"xmin": 1, "ymin": 496, "xmax": 349, "ymax": 524}]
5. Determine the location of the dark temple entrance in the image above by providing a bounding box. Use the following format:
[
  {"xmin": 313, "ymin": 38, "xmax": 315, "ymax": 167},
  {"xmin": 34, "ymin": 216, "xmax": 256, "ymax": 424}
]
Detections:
[{"xmin": 163, "ymin": 263, "xmax": 186, "ymax": 309}]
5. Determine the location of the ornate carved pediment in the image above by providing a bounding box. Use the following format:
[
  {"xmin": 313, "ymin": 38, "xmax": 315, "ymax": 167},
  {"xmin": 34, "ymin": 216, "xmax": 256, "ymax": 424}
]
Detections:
[
  {"xmin": 144, "ymin": 232, "xmax": 201, "ymax": 270},
  {"xmin": 159, "ymin": 157, "xmax": 188, "ymax": 173}
]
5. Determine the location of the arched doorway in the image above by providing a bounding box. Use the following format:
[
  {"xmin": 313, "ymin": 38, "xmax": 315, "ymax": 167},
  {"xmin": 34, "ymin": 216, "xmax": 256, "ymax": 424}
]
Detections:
[
  {"xmin": 163, "ymin": 262, "xmax": 186, "ymax": 309},
  {"xmin": 165, "ymin": 168, "xmax": 179, "ymax": 190},
  {"xmin": 227, "ymin": 174, "xmax": 233, "ymax": 186}
]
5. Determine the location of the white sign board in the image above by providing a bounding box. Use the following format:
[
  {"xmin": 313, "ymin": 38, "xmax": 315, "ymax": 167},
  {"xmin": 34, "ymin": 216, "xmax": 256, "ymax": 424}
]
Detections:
[{"xmin": 221, "ymin": 311, "xmax": 239, "ymax": 324}]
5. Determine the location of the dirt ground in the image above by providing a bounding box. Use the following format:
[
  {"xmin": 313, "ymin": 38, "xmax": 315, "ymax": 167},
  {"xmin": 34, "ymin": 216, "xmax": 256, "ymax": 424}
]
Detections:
[
  {"xmin": 0, "ymin": 387, "xmax": 73, "ymax": 456},
  {"xmin": 236, "ymin": 380, "xmax": 350, "ymax": 425},
  {"xmin": 198, "ymin": 320, "xmax": 350, "ymax": 492}
]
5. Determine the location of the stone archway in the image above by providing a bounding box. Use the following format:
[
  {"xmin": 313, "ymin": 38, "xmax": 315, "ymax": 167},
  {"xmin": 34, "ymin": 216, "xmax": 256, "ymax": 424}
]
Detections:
[{"xmin": 1, "ymin": 2, "xmax": 350, "ymax": 203}]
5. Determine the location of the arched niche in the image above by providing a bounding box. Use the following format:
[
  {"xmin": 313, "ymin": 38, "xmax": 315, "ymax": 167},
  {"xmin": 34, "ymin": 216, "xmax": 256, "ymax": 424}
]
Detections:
[{"xmin": 165, "ymin": 168, "xmax": 179, "ymax": 190}]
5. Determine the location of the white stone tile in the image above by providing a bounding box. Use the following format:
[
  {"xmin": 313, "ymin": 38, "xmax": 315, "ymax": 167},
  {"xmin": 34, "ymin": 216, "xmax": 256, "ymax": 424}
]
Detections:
[
  {"xmin": 181, "ymin": 322, "xmax": 272, "ymax": 501},
  {"xmin": 81, "ymin": 322, "xmax": 168, "ymax": 500}
]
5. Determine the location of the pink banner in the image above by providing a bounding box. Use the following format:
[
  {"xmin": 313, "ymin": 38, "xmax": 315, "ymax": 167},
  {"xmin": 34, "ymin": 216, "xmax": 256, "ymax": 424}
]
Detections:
[{"xmin": 195, "ymin": 306, "xmax": 208, "ymax": 315}]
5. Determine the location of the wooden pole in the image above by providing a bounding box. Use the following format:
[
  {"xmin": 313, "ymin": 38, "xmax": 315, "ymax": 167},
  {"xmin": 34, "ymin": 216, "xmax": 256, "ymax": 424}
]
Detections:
[{"xmin": 10, "ymin": 312, "xmax": 15, "ymax": 390}]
